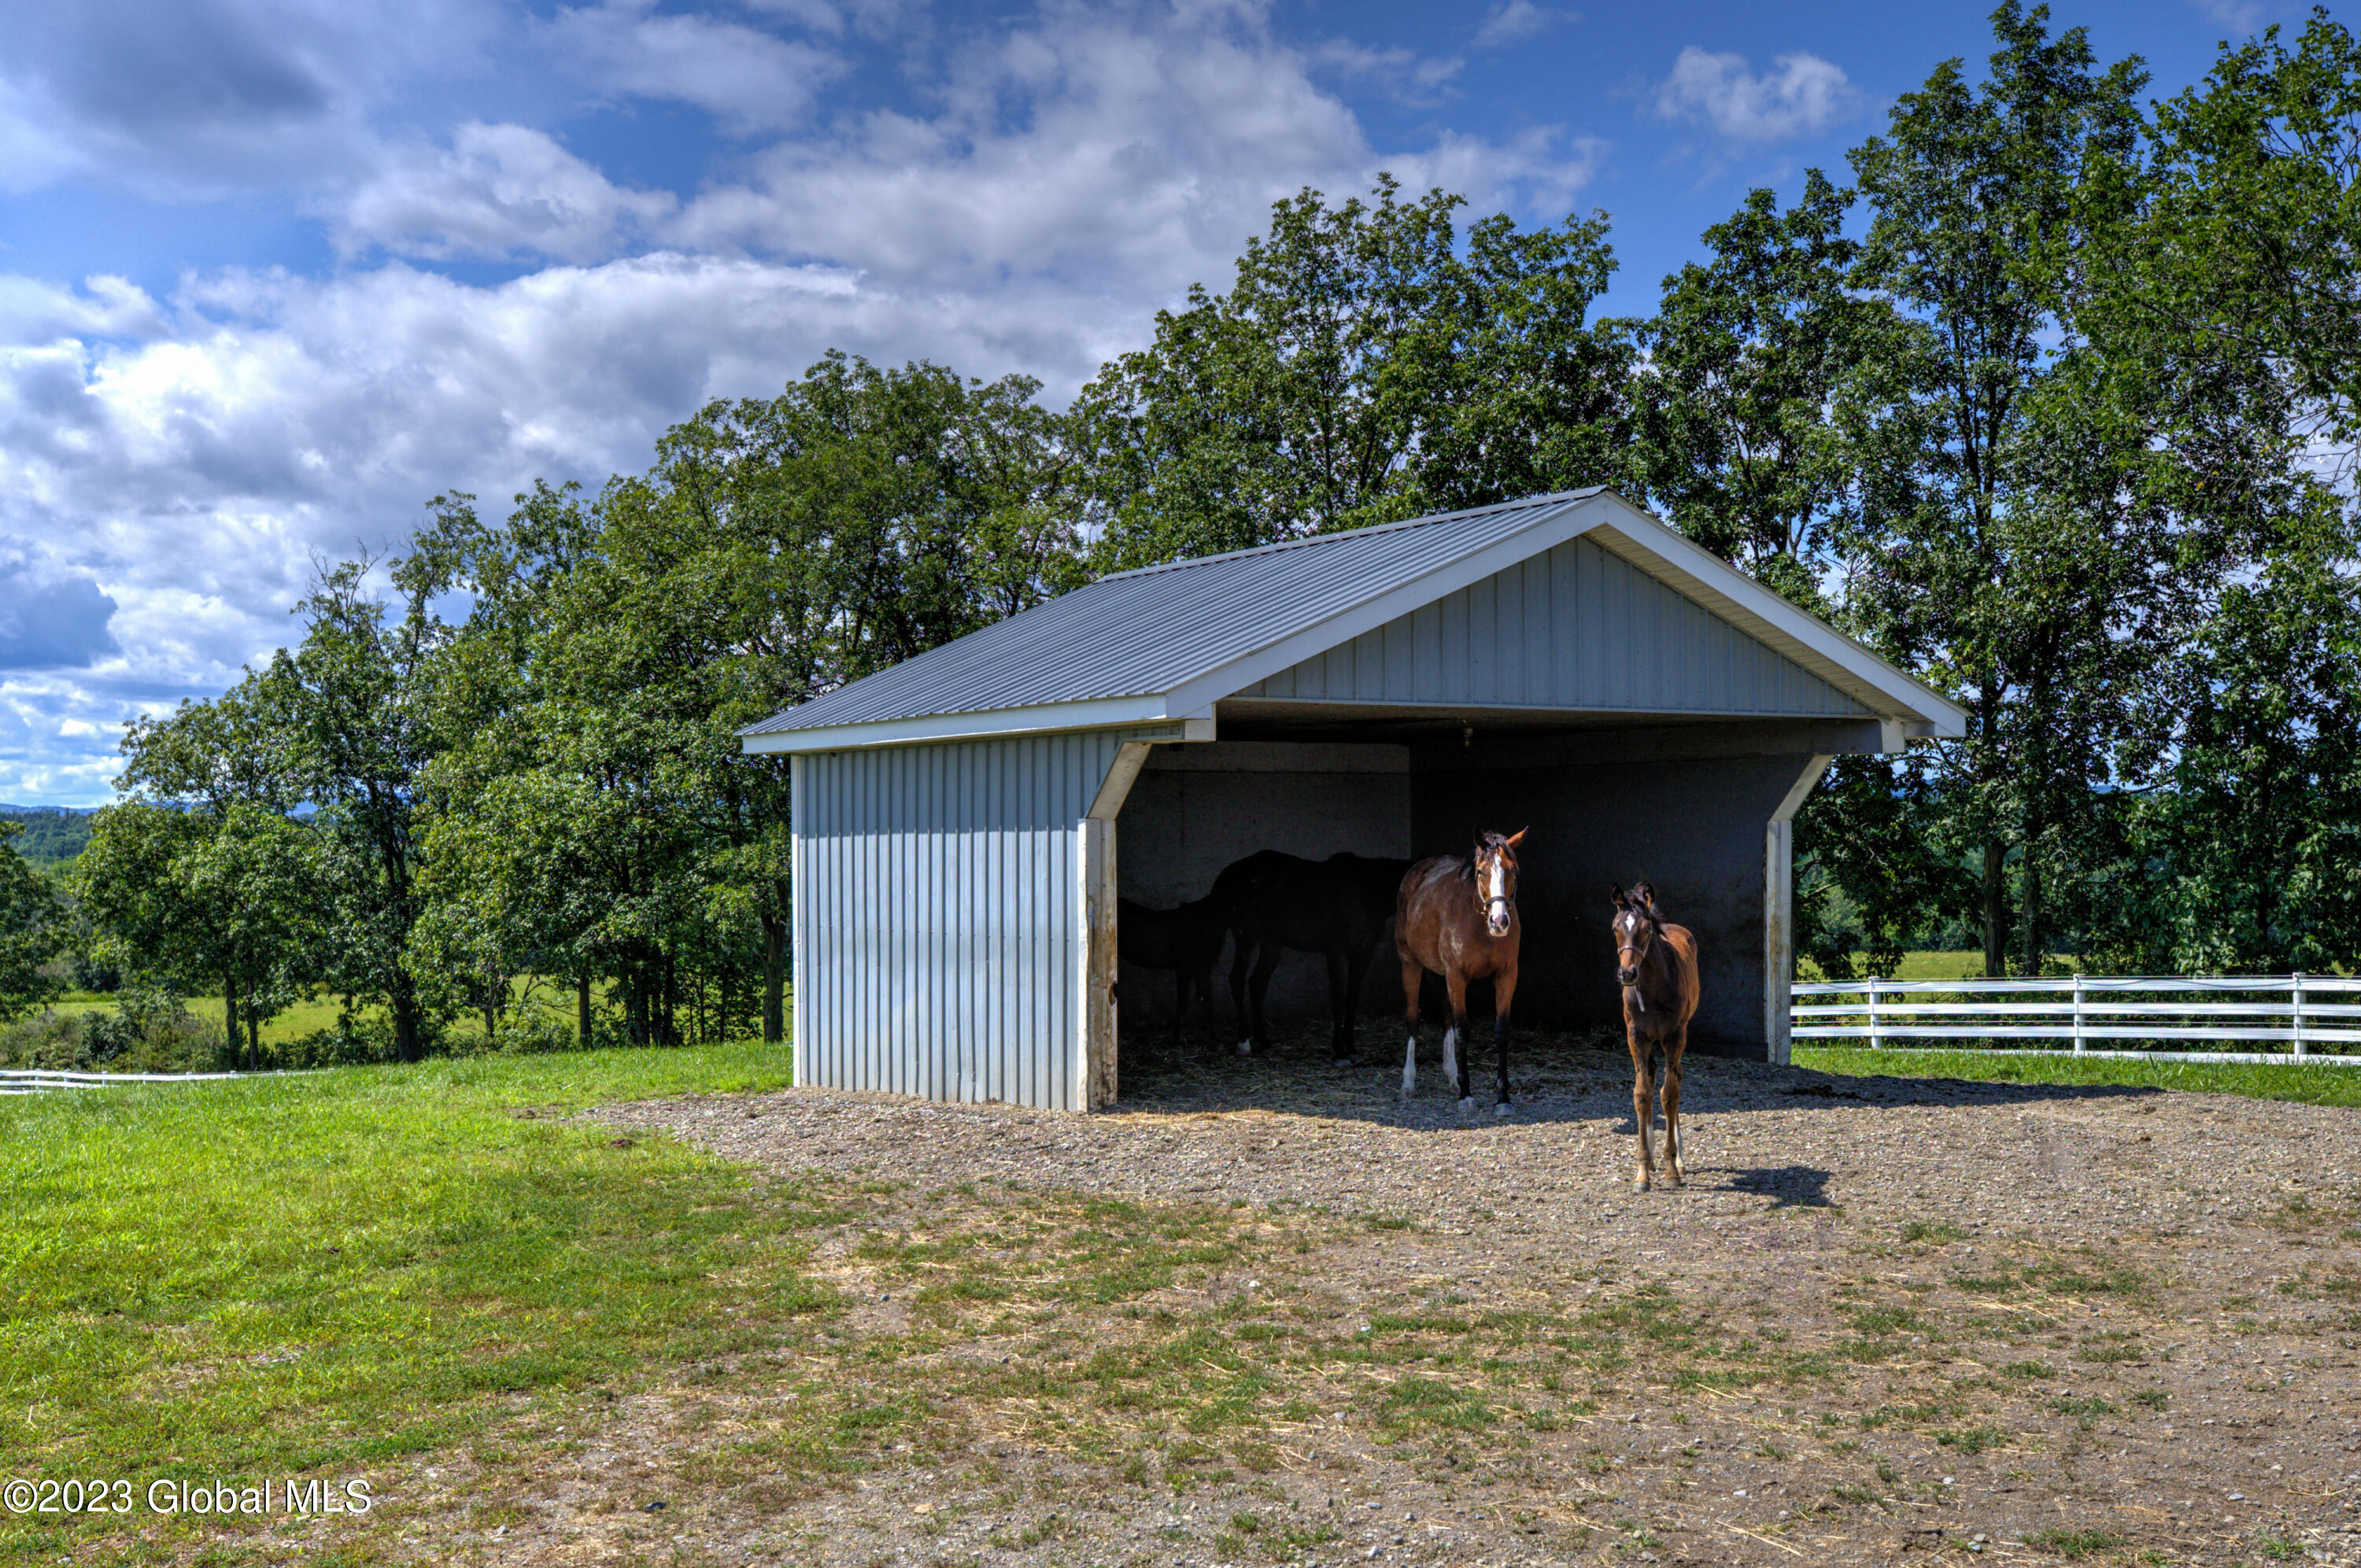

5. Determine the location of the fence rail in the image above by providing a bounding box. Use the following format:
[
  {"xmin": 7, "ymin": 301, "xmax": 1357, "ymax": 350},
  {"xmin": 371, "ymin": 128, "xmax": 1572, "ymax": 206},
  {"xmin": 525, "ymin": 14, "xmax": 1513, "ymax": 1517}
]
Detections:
[
  {"xmin": 1790, "ymin": 973, "xmax": 2361, "ymax": 1062},
  {"xmin": 0, "ymin": 1068, "xmax": 253, "ymax": 1096}
]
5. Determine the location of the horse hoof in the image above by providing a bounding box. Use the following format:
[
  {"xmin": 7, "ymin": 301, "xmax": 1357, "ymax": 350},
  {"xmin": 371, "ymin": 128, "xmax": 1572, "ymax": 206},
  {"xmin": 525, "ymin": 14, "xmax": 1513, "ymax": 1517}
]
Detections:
[
  {"xmin": 1458, "ymin": 1097, "xmax": 1475, "ymax": 1114},
  {"xmin": 1495, "ymin": 1101, "xmax": 1510, "ymax": 1119},
  {"xmin": 1632, "ymin": 1175, "xmax": 1651, "ymax": 1193},
  {"xmin": 1235, "ymin": 1040, "xmax": 1253, "ymax": 1057},
  {"xmin": 1333, "ymin": 1056, "xmax": 1357, "ymax": 1068}
]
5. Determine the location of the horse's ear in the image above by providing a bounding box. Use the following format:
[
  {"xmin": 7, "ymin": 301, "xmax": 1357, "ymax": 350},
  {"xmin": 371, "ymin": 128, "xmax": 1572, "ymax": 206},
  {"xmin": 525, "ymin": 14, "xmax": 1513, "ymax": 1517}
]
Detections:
[
  {"xmin": 1609, "ymin": 884, "xmax": 1628, "ymax": 909},
  {"xmin": 1504, "ymin": 827, "xmax": 1528, "ymax": 849},
  {"xmin": 1635, "ymin": 880, "xmax": 1658, "ymax": 913}
]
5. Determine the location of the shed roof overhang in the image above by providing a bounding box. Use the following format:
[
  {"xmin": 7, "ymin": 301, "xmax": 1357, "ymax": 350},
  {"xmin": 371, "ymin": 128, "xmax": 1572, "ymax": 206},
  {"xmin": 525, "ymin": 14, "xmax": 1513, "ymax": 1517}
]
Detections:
[{"xmin": 741, "ymin": 490, "xmax": 1968, "ymax": 755}]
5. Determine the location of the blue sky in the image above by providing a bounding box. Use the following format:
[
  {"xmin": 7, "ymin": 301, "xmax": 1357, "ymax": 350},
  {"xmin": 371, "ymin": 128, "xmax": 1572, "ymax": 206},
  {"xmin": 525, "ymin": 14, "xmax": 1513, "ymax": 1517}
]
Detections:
[{"xmin": 0, "ymin": 0, "xmax": 2296, "ymax": 804}]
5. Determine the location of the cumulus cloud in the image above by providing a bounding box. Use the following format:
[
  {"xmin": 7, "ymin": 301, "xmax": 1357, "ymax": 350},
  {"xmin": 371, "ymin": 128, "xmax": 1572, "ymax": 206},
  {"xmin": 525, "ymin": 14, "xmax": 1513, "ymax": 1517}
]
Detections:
[
  {"xmin": 0, "ymin": 0, "xmax": 1609, "ymax": 799},
  {"xmin": 337, "ymin": 123, "xmax": 678, "ymax": 262},
  {"xmin": 1312, "ymin": 40, "xmax": 1465, "ymax": 106},
  {"xmin": 542, "ymin": 0, "xmax": 846, "ymax": 134},
  {"xmin": 1656, "ymin": 46, "xmax": 1857, "ymax": 142},
  {"xmin": 1472, "ymin": 2, "xmax": 1555, "ymax": 50},
  {"xmin": 0, "ymin": 559, "xmax": 119, "ymax": 672},
  {"xmin": 0, "ymin": 0, "xmax": 497, "ymax": 193},
  {"xmin": 673, "ymin": 6, "xmax": 1594, "ymax": 301}
]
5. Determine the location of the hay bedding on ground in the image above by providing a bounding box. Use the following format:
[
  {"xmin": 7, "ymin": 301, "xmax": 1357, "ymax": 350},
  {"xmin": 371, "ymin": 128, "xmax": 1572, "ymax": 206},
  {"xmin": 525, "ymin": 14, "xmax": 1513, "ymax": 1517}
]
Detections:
[{"xmin": 457, "ymin": 1032, "xmax": 2358, "ymax": 1567}]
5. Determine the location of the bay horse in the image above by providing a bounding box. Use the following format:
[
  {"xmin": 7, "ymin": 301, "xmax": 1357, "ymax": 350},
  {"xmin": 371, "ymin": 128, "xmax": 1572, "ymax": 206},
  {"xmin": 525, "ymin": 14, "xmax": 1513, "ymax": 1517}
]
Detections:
[
  {"xmin": 1210, "ymin": 850, "xmax": 1412, "ymax": 1063},
  {"xmin": 1396, "ymin": 829, "xmax": 1527, "ymax": 1114},
  {"xmin": 1117, "ymin": 896, "xmax": 1227, "ymax": 1047},
  {"xmin": 1611, "ymin": 882, "xmax": 1700, "ymax": 1190}
]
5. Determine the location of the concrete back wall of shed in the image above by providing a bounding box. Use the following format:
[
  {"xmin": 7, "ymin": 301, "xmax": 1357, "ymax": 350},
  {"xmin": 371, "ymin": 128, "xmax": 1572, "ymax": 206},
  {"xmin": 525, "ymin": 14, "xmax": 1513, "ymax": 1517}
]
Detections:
[
  {"xmin": 1407, "ymin": 737, "xmax": 1823, "ymax": 1053},
  {"xmin": 1114, "ymin": 729, "xmax": 1829, "ymax": 1054},
  {"xmin": 1116, "ymin": 742, "xmax": 1410, "ymax": 1030}
]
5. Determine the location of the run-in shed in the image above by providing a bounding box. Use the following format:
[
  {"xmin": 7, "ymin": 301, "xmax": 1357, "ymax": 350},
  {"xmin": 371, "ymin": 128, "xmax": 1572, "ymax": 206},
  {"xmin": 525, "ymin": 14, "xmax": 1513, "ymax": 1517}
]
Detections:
[{"xmin": 741, "ymin": 489, "xmax": 1967, "ymax": 1110}]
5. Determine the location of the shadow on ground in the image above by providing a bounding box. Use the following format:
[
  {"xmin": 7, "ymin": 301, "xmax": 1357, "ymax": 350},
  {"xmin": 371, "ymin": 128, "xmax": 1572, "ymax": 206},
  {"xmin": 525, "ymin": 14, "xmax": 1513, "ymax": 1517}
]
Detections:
[{"xmin": 1110, "ymin": 1017, "xmax": 2163, "ymax": 1131}]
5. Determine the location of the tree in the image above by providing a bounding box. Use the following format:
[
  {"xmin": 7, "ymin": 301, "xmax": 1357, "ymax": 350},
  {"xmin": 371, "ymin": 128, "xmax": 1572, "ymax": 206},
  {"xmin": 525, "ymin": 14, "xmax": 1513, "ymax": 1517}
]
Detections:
[
  {"xmin": 75, "ymin": 802, "xmax": 323, "ymax": 1067},
  {"xmin": 1838, "ymin": 2, "xmax": 2154, "ymax": 975},
  {"xmin": 2094, "ymin": 11, "xmax": 2361, "ymax": 474},
  {"xmin": 1075, "ymin": 177, "xmax": 1634, "ymax": 568},
  {"xmin": 1634, "ymin": 170, "xmax": 1898, "ymax": 608},
  {"xmin": 268, "ymin": 559, "xmax": 456, "ymax": 1061},
  {"xmin": 0, "ymin": 822, "xmax": 58, "ymax": 1021}
]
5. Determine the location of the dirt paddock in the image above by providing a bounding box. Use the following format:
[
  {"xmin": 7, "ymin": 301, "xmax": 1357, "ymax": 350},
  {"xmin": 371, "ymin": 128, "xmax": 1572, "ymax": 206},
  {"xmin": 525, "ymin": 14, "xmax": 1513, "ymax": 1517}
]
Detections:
[{"xmin": 571, "ymin": 1029, "xmax": 2361, "ymax": 1568}]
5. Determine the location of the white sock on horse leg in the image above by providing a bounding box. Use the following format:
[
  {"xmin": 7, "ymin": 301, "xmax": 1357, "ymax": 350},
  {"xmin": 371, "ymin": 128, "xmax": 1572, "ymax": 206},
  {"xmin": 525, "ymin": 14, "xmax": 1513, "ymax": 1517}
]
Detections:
[{"xmin": 1401, "ymin": 1035, "xmax": 1417, "ymax": 1094}]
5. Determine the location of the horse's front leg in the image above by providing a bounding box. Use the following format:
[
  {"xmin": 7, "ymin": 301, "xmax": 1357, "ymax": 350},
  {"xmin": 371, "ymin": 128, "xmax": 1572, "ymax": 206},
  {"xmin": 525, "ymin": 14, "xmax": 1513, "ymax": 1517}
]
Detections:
[
  {"xmin": 1628, "ymin": 1028, "xmax": 1657, "ymax": 1190},
  {"xmin": 1491, "ymin": 965, "xmax": 1519, "ymax": 1117},
  {"xmin": 1661, "ymin": 1025, "xmax": 1687, "ymax": 1188},
  {"xmin": 1324, "ymin": 945, "xmax": 1353, "ymax": 1064},
  {"xmin": 1340, "ymin": 938, "xmax": 1379, "ymax": 1068},
  {"xmin": 1229, "ymin": 932, "xmax": 1256, "ymax": 1057},
  {"xmin": 1398, "ymin": 947, "xmax": 1424, "ymax": 1098},
  {"xmin": 1445, "ymin": 969, "xmax": 1472, "ymax": 1112}
]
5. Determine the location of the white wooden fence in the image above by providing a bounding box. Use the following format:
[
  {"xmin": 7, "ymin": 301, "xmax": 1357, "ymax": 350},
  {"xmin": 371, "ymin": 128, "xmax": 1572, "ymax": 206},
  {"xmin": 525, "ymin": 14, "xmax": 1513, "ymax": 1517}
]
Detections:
[
  {"xmin": 0, "ymin": 1068, "xmax": 253, "ymax": 1096},
  {"xmin": 1790, "ymin": 973, "xmax": 2361, "ymax": 1063}
]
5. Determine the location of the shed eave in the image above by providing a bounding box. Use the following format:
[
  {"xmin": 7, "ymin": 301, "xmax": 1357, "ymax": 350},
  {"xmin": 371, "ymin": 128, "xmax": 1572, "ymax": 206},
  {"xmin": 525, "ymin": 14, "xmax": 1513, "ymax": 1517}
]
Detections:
[{"xmin": 739, "ymin": 692, "xmax": 1208, "ymax": 754}]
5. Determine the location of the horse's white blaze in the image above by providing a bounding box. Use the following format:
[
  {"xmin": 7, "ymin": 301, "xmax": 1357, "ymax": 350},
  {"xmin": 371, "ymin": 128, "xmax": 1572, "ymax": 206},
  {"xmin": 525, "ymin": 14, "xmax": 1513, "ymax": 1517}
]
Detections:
[{"xmin": 1402, "ymin": 1034, "xmax": 1417, "ymax": 1094}]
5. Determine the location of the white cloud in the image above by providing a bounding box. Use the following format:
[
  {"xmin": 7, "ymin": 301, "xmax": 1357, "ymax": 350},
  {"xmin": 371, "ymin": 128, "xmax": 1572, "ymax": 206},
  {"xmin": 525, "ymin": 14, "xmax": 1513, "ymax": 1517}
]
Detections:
[
  {"xmin": 337, "ymin": 123, "xmax": 678, "ymax": 262},
  {"xmin": 0, "ymin": 0, "xmax": 501, "ymax": 196},
  {"xmin": 1313, "ymin": 40, "xmax": 1465, "ymax": 106},
  {"xmin": 673, "ymin": 5, "xmax": 1594, "ymax": 300},
  {"xmin": 0, "ymin": 0, "xmax": 1609, "ymax": 801},
  {"xmin": 1656, "ymin": 46, "xmax": 1857, "ymax": 142},
  {"xmin": 542, "ymin": 0, "xmax": 846, "ymax": 134},
  {"xmin": 2188, "ymin": 0, "xmax": 2267, "ymax": 32},
  {"xmin": 1472, "ymin": 2, "xmax": 1555, "ymax": 50}
]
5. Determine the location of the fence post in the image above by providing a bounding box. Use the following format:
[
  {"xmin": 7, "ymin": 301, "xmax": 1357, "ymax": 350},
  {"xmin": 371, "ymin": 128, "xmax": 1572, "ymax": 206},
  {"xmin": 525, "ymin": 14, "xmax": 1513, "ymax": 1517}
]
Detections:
[
  {"xmin": 2293, "ymin": 972, "xmax": 2307, "ymax": 1060},
  {"xmin": 2073, "ymin": 974, "xmax": 2086, "ymax": 1055},
  {"xmin": 1868, "ymin": 976, "xmax": 1883, "ymax": 1050}
]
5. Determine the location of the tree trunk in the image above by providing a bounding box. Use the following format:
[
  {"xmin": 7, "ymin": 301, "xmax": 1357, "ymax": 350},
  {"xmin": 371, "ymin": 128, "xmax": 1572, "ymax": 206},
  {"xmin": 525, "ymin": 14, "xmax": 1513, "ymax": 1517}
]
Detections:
[
  {"xmin": 247, "ymin": 1011, "xmax": 261, "ymax": 1073},
  {"xmin": 1982, "ymin": 839, "xmax": 2007, "ymax": 978},
  {"xmin": 627, "ymin": 976, "xmax": 648, "ymax": 1046},
  {"xmin": 577, "ymin": 971, "xmax": 593, "ymax": 1050},
  {"xmin": 392, "ymin": 974, "xmax": 422, "ymax": 1063},
  {"xmin": 762, "ymin": 913, "xmax": 785, "ymax": 1045},
  {"xmin": 2019, "ymin": 831, "xmax": 2044, "ymax": 979},
  {"xmin": 224, "ymin": 971, "xmax": 241, "ymax": 1072}
]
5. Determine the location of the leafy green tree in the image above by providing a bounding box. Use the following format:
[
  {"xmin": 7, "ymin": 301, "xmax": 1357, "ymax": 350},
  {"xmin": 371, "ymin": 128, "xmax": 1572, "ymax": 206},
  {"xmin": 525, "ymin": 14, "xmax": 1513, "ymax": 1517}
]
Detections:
[
  {"xmin": 75, "ymin": 802, "xmax": 323, "ymax": 1067},
  {"xmin": 1076, "ymin": 177, "xmax": 1634, "ymax": 568},
  {"xmin": 0, "ymin": 822, "xmax": 59, "ymax": 1021},
  {"xmin": 1634, "ymin": 170, "xmax": 1899, "ymax": 607},
  {"xmin": 267, "ymin": 560, "xmax": 457, "ymax": 1061},
  {"xmin": 1836, "ymin": 2, "xmax": 2156, "ymax": 975},
  {"xmin": 2092, "ymin": 11, "xmax": 2361, "ymax": 469}
]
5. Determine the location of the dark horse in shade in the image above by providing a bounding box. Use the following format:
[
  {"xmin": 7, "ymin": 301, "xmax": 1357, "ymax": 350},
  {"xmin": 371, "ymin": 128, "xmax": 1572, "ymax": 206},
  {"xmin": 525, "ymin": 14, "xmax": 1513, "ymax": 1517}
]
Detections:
[
  {"xmin": 1209, "ymin": 850, "xmax": 1413, "ymax": 1064},
  {"xmin": 1117, "ymin": 895, "xmax": 1228, "ymax": 1046}
]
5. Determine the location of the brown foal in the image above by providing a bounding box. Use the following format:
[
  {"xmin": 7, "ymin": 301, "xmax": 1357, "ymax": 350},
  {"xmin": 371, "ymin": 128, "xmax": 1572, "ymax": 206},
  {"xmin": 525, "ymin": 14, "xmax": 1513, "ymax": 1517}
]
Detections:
[
  {"xmin": 1610, "ymin": 882, "xmax": 1700, "ymax": 1190},
  {"xmin": 1397, "ymin": 829, "xmax": 1527, "ymax": 1114}
]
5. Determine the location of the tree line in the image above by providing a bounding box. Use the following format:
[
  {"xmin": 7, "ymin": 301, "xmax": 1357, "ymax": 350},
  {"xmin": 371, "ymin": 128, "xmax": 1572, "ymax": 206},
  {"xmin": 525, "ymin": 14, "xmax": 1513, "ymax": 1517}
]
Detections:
[{"xmin": 3, "ymin": 5, "xmax": 2356, "ymax": 1063}]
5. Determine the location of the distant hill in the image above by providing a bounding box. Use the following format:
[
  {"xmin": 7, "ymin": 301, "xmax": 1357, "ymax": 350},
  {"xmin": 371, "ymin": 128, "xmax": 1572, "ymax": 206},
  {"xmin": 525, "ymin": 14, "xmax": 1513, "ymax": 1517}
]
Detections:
[{"xmin": 0, "ymin": 806, "xmax": 95, "ymax": 869}]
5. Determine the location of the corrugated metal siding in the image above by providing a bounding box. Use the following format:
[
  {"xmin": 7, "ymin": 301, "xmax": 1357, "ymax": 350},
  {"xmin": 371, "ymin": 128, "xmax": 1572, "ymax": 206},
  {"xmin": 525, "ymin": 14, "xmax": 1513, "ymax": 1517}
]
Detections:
[
  {"xmin": 792, "ymin": 729, "xmax": 1155, "ymax": 1109},
  {"xmin": 745, "ymin": 492, "xmax": 1598, "ymax": 734},
  {"xmin": 1237, "ymin": 537, "xmax": 1868, "ymax": 718}
]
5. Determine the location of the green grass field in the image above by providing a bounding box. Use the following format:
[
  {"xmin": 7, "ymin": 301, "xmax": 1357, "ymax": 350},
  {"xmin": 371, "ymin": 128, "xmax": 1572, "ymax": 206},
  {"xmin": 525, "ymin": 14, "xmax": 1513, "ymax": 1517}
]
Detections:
[
  {"xmin": 0, "ymin": 1046, "xmax": 804, "ymax": 1563},
  {"xmin": 1794, "ymin": 1045, "xmax": 2361, "ymax": 1107},
  {"xmin": 3, "ymin": 1035, "xmax": 2354, "ymax": 1562},
  {"xmin": 46, "ymin": 981, "xmax": 594, "ymax": 1050}
]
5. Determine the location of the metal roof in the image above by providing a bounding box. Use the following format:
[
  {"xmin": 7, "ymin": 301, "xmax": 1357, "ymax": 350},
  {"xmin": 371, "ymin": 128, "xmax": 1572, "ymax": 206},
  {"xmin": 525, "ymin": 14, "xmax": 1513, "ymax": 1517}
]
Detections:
[{"xmin": 741, "ymin": 489, "xmax": 1968, "ymax": 752}]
